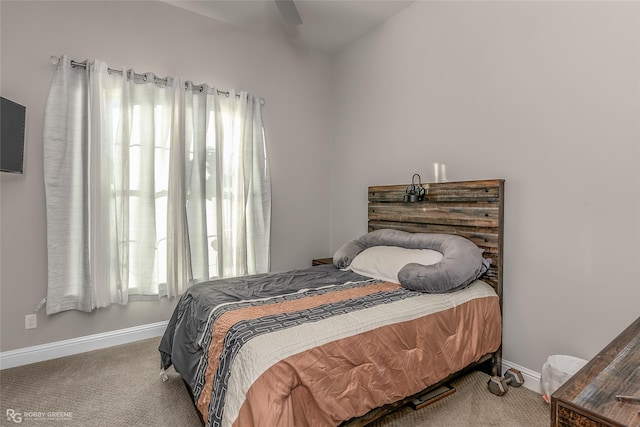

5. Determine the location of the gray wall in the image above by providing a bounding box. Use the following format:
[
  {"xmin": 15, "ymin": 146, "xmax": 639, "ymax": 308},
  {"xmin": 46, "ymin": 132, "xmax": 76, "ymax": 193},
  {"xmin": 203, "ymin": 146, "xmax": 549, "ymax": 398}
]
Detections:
[
  {"xmin": 0, "ymin": 1, "xmax": 333, "ymax": 352},
  {"xmin": 331, "ymin": 1, "xmax": 640, "ymax": 373}
]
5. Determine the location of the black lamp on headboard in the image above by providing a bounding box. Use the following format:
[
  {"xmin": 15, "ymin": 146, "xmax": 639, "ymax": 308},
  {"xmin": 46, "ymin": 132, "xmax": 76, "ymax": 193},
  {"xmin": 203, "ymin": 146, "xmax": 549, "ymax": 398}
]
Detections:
[{"xmin": 403, "ymin": 173, "xmax": 426, "ymax": 203}]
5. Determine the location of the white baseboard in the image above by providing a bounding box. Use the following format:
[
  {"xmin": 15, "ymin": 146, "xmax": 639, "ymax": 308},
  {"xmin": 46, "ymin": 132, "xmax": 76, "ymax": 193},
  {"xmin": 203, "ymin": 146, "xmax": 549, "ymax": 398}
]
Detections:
[
  {"xmin": 1, "ymin": 322, "xmax": 543, "ymax": 396},
  {"xmin": 502, "ymin": 358, "xmax": 542, "ymax": 395},
  {"xmin": 0, "ymin": 321, "xmax": 168, "ymax": 370}
]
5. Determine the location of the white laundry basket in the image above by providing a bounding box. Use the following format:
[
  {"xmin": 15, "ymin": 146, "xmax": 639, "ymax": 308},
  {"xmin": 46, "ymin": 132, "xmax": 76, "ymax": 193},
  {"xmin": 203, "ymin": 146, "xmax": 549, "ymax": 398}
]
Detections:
[{"xmin": 541, "ymin": 354, "xmax": 588, "ymax": 403}]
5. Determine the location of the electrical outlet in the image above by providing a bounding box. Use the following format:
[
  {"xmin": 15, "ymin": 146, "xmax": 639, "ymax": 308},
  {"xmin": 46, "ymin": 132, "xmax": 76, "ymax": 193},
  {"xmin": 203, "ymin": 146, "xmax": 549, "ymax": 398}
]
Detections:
[{"xmin": 25, "ymin": 314, "xmax": 37, "ymax": 329}]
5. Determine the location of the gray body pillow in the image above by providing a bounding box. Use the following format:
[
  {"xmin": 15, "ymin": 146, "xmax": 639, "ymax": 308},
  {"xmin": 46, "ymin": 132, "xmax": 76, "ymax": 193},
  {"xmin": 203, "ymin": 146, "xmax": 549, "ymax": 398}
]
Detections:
[{"xmin": 333, "ymin": 229, "xmax": 490, "ymax": 293}]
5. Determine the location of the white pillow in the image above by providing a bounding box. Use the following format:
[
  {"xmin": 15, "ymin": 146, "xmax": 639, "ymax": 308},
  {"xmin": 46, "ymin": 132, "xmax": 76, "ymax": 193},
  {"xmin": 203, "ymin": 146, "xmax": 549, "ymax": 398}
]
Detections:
[{"xmin": 348, "ymin": 246, "xmax": 444, "ymax": 283}]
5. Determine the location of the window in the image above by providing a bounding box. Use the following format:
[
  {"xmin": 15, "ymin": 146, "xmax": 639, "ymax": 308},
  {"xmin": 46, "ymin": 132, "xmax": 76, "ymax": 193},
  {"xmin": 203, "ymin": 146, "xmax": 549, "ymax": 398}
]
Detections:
[{"xmin": 43, "ymin": 56, "xmax": 271, "ymax": 314}]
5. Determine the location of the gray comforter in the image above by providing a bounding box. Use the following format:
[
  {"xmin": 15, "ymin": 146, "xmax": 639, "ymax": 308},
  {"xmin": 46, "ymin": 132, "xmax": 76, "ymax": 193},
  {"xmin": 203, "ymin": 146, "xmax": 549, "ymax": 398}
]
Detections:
[{"xmin": 158, "ymin": 265, "xmax": 365, "ymax": 394}]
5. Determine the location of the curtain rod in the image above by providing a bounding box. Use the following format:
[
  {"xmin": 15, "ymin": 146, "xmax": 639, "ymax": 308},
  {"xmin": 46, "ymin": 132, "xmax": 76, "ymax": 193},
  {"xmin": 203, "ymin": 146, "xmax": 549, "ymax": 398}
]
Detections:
[{"xmin": 50, "ymin": 56, "xmax": 265, "ymax": 105}]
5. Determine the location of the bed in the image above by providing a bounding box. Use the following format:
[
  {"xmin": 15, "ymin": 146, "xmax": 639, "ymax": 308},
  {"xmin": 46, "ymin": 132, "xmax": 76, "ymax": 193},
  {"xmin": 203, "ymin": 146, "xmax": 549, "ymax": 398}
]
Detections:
[{"xmin": 159, "ymin": 178, "xmax": 505, "ymax": 427}]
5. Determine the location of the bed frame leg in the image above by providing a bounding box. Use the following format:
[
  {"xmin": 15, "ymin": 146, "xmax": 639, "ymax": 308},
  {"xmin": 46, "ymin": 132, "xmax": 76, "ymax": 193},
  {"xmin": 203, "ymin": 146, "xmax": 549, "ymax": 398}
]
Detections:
[
  {"xmin": 477, "ymin": 349, "xmax": 502, "ymax": 377},
  {"xmin": 492, "ymin": 348, "xmax": 503, "ymax": 377}
]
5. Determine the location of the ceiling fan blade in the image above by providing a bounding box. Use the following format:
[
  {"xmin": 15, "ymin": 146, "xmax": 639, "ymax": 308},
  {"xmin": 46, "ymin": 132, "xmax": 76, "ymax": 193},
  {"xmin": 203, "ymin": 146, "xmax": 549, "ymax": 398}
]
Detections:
[{"xmin": 275, "ymin": 0, "xmax": 303, "ymax": 26}]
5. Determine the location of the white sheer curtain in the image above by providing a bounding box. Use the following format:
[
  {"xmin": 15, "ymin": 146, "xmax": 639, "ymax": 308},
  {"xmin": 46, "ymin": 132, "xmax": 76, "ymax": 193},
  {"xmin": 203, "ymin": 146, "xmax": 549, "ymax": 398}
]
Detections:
[
  {"xmin": 43, "ymin": 55, "xmax": 270, "ymax": 315},
  {"xmin": 184, "ymin": 84, "xmax": 271, "ymax": 282}
]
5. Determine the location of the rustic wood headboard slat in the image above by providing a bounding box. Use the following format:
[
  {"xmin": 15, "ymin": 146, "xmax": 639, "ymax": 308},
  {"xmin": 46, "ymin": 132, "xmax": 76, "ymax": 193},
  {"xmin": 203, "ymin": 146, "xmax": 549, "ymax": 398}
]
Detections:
[
  {"xmin": 369, "ymin": 179, "xmax": 502, "ymax": 203},
  {"xmin": 369, "ymin": 202, "xmax": 500, "ymax": 228}
]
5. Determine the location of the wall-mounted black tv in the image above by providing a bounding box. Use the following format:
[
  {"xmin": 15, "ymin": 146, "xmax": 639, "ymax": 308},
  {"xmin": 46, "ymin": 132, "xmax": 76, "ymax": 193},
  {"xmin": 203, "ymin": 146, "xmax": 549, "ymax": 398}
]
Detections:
[{"xmin": 1, "ymin": 96, "xmax": 26, "ymax": 174}]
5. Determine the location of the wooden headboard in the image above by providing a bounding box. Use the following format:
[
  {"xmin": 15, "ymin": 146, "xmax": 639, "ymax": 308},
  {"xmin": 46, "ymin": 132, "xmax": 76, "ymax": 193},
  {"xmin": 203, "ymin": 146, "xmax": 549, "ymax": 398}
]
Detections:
[{"xmin": 367, "ymin": 179, "xmax": 505, "ymax": 308}]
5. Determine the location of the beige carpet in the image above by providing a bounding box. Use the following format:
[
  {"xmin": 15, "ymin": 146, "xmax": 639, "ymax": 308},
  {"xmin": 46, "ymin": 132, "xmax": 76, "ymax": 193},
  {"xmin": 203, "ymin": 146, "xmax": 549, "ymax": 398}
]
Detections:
[{"xmin": 0, "ymin": 338, "xmax": 550, "ymax": 426}]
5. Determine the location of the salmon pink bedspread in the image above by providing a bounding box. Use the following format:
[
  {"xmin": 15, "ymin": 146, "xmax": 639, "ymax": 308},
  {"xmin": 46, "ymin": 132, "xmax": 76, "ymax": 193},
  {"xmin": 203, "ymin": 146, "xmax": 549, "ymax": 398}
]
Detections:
[{"xmin": 159, "ymin": 265, "xmax": 501, "ymax": 427}]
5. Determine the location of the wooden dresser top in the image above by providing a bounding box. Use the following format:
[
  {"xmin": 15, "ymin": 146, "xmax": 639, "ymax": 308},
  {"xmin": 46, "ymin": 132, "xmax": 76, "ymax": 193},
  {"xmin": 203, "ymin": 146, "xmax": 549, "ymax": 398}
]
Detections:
[{"xmin": 553, "ymin": 316, "xmax": 640, "ymax": 426}]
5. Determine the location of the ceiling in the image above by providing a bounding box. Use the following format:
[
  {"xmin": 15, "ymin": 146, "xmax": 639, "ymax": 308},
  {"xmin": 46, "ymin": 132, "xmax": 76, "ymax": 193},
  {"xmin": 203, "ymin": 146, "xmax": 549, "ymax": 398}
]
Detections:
[{"xmin": 162, "ymin": 0, "xmax": 415, "ymax": 54}]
